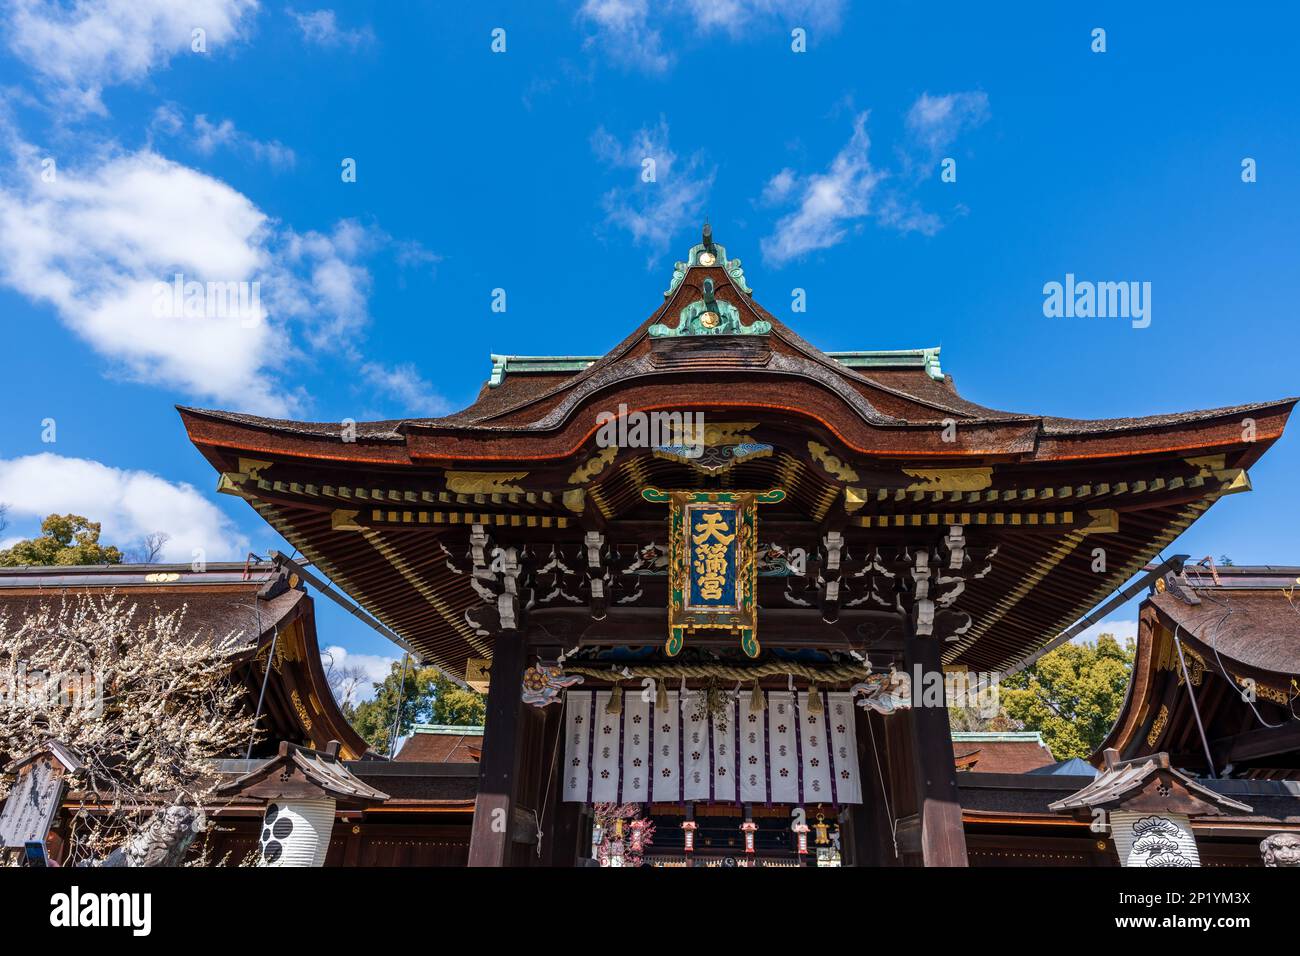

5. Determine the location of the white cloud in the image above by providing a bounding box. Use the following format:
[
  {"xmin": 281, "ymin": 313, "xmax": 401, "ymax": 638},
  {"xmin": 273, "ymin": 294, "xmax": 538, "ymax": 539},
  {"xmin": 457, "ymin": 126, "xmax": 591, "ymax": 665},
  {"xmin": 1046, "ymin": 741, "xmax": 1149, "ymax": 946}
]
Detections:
[
  {"xmin": 320, "ymin": 644, "xmax": 395, "ymax": 703},
  {"xmin": 0, "ymin": 131, "xmax": 435, "ymax": 416},
  {"xmin": 359, "ymin": 362, "xmax": 450, "ymax": 416},
  {"xmin": 151, "ymin": 104, "xmax": 296, "ymax": 169},
  {"xmin": 393, "ymin": 239, "xmax": 441, "ymax": 271},
  {"xmin": 291, "ymin": 9, "xmax": 374, "ymax": 49},
  {"xmin": 0, "ymin": 453, "xmax": 248, "ymax": 562},
  {"xmin": 760, "ymin": 112, "xmax": 886, "ymax": 265},
  {"xmin": 905, "ymin": 91, "xmax": 990, "ymax": 156},
  {"xmin": 578, "ymin": 0, "xmax": 844, "ymax": 72},
  {"xmin": 578, "ymin": 0, "xmax": 669, "ymax": 73},
  {"xmin": 0, "ymin": 143, "xmax": 293, "ymax": 413},
  {"xmin": 4, "ymin": 0, "xmax": 259, "ymax": 113},
  {"xmin": 760, "ymin": 96, "xmax": 990, "ymax": 264},
  {"xmin": 276, "ymin": 219, "xmax": 377, "ymax": 351},
  {"xmin": 591, "ymin": 119, "xmax": 715, "ymax": 254},
  {"xmin": 761, "ymin": 167, "xmax": 798, "ymax": 205}
]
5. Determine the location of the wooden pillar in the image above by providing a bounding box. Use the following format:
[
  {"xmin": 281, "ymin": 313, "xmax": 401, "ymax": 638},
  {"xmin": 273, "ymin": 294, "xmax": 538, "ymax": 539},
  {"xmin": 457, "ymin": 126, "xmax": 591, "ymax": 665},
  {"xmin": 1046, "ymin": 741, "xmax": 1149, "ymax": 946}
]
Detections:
[
  {"xmin": 534, "ymin": 702, "xmax": 575, "ymax": 866},
  {"xmin": 847, "ymin": 708, "xmax": 901, "ymax": 866},
  {"xmin": 545, "ymin": 801, "xmax": 584, "ymax": 867},
  {"xmin": 468, "ymin": 630, "xmax": 528, "ymax": 867},
  {"xmin": 904, "ymin": 634, "xmax": 968, "ymax": 867}
]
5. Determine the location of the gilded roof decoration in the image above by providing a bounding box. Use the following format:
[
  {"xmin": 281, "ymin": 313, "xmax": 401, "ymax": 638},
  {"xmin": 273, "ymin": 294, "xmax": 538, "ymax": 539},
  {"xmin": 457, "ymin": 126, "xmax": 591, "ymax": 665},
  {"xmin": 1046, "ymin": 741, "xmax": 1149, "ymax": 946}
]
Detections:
[
  {"xmin": 650, "ymin": 277, "xmax": 771, "ymax": 338},
  {"xmin": 663, "ymin": 223, "xmax": 753, "ymax": 297}
]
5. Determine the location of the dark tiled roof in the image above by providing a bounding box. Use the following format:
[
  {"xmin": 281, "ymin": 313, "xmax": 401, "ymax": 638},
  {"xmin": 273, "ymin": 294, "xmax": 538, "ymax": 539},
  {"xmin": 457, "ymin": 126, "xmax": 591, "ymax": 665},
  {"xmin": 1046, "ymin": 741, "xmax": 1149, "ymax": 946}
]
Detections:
[
  {"xmin": 952, "ymin": 735, "xmax": 1055, "ymax": 773},
  {"xmin": 1150, "ymin": 567, "xmax": 1300, "ymax": 675},
  {"xmin": 395, "ymin": 727, "xmax": 483, "ymax": 763},
  {"xmin": 216, "ymin": 742, "xmax": 390, "ymax": 804},
  {"xmin": 1048, "ymin": 752, "xmax": 1251, "ymax": 815},
  {"xmin": 0, "ymin": 563, "xmax": 302, "ymax": 650},
  {"xmin": 1041, "ymin": 400, "xmax": 1296, "ymax": 435}
]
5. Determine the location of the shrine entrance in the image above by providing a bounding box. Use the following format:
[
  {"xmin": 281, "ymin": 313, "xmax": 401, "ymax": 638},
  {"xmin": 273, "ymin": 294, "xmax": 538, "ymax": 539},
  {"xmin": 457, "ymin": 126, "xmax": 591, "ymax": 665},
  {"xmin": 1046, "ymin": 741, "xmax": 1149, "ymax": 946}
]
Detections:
[
  {"xmin": 590, "ymin": 804, "xmax": 836, "ymax": 867},
  {"xmin": 180, "ymin": 224, "xmax": 1286, "ymax": 867}
]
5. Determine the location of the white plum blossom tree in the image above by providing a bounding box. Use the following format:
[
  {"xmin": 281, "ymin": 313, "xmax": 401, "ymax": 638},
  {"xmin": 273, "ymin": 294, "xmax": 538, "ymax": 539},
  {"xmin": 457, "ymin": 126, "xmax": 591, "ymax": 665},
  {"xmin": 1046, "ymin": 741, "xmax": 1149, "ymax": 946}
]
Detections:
[{"xmin": 0, "ymin": 594, "xmax": 257, "ymax": 865}]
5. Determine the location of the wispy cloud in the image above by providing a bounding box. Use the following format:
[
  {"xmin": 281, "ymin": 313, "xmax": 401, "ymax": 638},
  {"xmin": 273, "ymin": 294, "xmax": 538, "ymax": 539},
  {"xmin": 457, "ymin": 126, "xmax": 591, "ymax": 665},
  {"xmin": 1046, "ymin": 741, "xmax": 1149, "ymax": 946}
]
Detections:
[
  {"xmin": 290, "ymin": 8, "xmax": 375, "ymax": 50},
  {"xmin": 151, "ymin": 104, "xmax": 296, "ymax": 169},
  {"xmin": 359, "ymin": 362, "xmax": 450, "ymax": 417},
  {"xmin": 760, "ymin": 112, "xmax": 885, "ymax": 265},
  {"xmin": 591, "ymin": 118, "xmax": 715, "ymax": 256},
  {"xmin": 577, "ymin": 0, "xmax": 844, "ymax": 73},
  {"xmin": 0, "ymin": 453, "xmax": 248, "ymax": 562},
  {"xmin": 0, "ymin": 126, "xmax": 442, "ymax": 416},
  {"xmin": 760, "ymin": 92, "xmax": 991, "ymax": 264},
  {"xmin": 578, "ymin": 0, "xmax": 669, "ymax": 73},
  {"xmin": 904, "ymin": 90, "xmax": 990, "ymax": 176},
  {"xmin": 3, "ymin": 0, "xmax": 259, "ymax": 114}
]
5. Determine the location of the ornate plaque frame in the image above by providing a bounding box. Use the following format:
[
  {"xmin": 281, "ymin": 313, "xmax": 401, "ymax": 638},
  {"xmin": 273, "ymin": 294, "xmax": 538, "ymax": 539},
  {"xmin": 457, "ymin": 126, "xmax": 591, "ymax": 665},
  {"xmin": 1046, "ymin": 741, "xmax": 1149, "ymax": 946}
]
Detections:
[{"xmin": 642, "ymin": 488, "xmax": 784, "ymax": 657}]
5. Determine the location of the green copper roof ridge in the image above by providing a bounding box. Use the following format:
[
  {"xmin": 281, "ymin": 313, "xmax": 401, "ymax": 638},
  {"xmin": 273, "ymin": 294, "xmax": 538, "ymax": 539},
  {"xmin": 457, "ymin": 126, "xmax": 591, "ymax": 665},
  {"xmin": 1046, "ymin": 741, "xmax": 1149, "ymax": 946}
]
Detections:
[
  {"xmin": 488, "ymin": 354, "xmax": 600, "ymax": 387},
  {"xmin": 408, "ymin": 723, "xmax": 485, "ymax": 734},
  {"xmin": 488, "ymin": 347, "xmax": 943, "ymax": 386},
  {"xmin": 950, "ymin": 731, "xmax": 1045, "ymax": 743},
  {"xmin": 831, "ymin": 346, "xmax": 944, "ymax": 381}
]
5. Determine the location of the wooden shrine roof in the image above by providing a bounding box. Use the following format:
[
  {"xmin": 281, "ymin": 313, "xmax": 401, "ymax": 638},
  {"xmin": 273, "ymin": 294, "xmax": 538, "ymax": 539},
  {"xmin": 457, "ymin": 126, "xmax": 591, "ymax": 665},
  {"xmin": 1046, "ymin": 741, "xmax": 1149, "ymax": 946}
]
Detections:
[
  {"xmin": 1098, "ymin": 565, "xmax": 1300, "ymax": 777},
  {"xmin": 0, "ymin": 562, "xmax": 370, "ymax": 759},
  {"xmin": 1149, "ymin": 565, "xmax": 1300, "ymax": 675},
  {"xmin": 1049, "ymin": 750, "xmax": 1252, "ymax": 817},
  {"xmin": 394, "ymin": 725, "xmax": 483, "ymax": 763},
  {"xmin": 0, "ymin": 563, "xmax": 303, "ymax": 652},
  {"xmin": 952, "ymin": 732, "xmax": 1055, "ymax": 773},
  {"xmin": 177, "ymin": 230, "xmax": 1294, "ymax": 681},
  {"xmin": 216, "ymin": 741, "xmax": 390, "ymax": 806}
]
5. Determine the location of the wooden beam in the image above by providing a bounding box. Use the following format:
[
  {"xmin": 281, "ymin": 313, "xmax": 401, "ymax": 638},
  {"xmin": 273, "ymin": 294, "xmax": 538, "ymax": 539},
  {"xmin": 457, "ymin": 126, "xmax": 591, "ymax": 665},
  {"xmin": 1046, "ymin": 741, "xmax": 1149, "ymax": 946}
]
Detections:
[
  {"xmin": 525, "ymin": 606, "xmax": 902, "ymax": 652},
  {"xmin": 1213, "ymin": 720, "xmax": 1300, "ymax": 764}
]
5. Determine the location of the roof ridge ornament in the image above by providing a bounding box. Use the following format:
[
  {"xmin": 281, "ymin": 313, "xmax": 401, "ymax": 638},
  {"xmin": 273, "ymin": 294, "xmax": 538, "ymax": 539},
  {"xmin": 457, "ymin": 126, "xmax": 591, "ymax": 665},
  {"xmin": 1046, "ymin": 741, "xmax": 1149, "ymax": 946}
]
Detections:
[
  {"xmin": 649, "ymin": 277, "xmax": 772, "ymax": 338},
  {"xmin": 663, "ymin": 223, "xmax": 753, "ymax": 298}
]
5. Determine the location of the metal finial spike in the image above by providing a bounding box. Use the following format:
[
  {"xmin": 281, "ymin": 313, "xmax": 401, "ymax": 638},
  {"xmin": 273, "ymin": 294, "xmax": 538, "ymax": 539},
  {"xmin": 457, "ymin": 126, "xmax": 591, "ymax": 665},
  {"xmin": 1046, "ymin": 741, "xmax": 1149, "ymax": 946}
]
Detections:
[{"xmin": 702, "ymin": 221, "xmax": 713, "ymax": 248}]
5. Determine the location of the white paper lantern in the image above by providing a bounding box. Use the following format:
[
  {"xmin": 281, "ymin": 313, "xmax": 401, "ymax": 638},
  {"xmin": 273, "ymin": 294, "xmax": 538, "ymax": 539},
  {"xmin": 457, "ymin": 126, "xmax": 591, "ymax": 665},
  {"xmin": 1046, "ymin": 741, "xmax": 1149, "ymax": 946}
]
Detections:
[
  {"xmin": 258, "ymin": 798, "xmax": 336, "ymax": 867},
  {"xmin": 1110, "ymin": 810, "xmax": 1199, "ymax": 867}
]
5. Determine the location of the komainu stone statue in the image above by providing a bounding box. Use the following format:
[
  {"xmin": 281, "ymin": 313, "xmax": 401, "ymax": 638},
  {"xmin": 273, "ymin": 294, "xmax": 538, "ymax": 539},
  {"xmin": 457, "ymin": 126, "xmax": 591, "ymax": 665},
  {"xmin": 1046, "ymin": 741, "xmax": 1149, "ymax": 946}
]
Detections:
[
  {"xmin": 97, "ymin": 806, "xmax": 206, "ymax": 867},
  {"xmin": 1259, "ymin": 832, "xmax": 1300, "ymax": 867}
]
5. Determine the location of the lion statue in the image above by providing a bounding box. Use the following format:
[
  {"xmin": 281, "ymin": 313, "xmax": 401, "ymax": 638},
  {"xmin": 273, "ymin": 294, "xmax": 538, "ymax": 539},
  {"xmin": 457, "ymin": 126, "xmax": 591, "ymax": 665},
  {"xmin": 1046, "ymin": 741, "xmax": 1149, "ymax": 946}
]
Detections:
[
  {"xmin": 96, "ymin": 805, "xmax": 206, "ymax": 867},
  {"xmin": 1260, "ymin": 832, "xmax": 1300, "ymax": 867}
]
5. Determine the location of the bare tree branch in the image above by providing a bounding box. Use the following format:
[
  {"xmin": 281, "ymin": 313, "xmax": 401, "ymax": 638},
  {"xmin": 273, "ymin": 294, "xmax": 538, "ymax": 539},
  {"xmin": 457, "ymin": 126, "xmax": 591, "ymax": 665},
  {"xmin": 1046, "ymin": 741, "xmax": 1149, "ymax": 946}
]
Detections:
[{"xmin": 0, "ymin": 594, "xmax": 257, "ymax": 864}]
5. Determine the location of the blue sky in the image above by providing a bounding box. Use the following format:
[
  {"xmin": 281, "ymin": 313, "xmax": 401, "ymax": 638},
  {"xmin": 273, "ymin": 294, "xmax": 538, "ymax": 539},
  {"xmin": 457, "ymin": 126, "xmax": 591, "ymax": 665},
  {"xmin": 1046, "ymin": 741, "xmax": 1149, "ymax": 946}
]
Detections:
[{"xmin": 1, "ymin": 2, "xmax": 1297, "ymax": 686}]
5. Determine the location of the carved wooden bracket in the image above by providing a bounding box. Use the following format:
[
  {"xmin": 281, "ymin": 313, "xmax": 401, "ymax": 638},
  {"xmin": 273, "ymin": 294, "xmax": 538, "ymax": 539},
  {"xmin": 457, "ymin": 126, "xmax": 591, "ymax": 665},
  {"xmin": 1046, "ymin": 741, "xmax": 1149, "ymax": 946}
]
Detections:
[
  {"xmin": 442, "ymin": 527, "xmax": 649, "ymax": 636},
  {"xmin": 783, "ymin": 525, "xmax": 995, "ymax": 641}
]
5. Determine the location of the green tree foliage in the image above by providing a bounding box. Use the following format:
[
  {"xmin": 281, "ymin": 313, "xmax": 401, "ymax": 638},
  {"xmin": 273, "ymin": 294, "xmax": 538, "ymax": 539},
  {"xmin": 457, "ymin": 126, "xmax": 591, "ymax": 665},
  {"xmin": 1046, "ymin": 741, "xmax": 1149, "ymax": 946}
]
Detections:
[
  {"xmin": 0, "ymin": 513, "xmax": 124, "ymax": 566},
  {"xmin": 346, "ymin": 661, "xmax": 485, "ymax": 754},
  {"xmin": 999, "ymin": 634, "xmax": 1135, "ymax": 760},
  {"xmin": 948, "ymin": 706, "xmax": 1022, "ymax": 733}
]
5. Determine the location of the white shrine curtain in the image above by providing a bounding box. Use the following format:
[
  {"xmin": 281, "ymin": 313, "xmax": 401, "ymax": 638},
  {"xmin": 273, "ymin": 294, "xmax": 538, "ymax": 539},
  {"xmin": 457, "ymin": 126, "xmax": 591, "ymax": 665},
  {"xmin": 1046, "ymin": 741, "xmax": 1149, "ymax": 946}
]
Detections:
[{"xmin": 562, "ymin": 689, "xmax": 863, "ymax": 805}]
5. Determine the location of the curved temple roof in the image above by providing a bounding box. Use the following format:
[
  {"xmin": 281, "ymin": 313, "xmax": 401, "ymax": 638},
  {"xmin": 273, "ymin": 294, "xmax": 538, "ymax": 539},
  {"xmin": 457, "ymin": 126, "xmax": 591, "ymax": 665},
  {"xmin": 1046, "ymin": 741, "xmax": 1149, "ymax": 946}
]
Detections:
[
  {"xmin": 1098, "ymin": 565, "xmax": 1300, "ymax": 778},
  {"xmin": 179, "ymin": 229, "xmax": 1294, "ymax": 679},
  {"xmin": 0, "ymin": 562, "xmax": 371, "ymax": 759}
]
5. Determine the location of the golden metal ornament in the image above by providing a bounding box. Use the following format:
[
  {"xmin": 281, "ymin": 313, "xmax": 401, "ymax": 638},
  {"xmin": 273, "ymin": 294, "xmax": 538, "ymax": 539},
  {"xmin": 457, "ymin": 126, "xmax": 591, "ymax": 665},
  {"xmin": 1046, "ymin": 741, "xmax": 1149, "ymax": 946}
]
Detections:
[{"xmin": 813, "ymin": 812, "xmax": 830, "ymax": 846}]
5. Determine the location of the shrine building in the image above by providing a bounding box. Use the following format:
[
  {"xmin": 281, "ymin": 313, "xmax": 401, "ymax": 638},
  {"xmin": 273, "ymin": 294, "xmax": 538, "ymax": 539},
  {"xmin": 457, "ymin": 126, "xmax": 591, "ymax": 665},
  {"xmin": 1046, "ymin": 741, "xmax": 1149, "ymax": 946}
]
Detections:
[{"xmin": 178, "ymin": 226, "xmax": 1295, "ymax": 866}]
